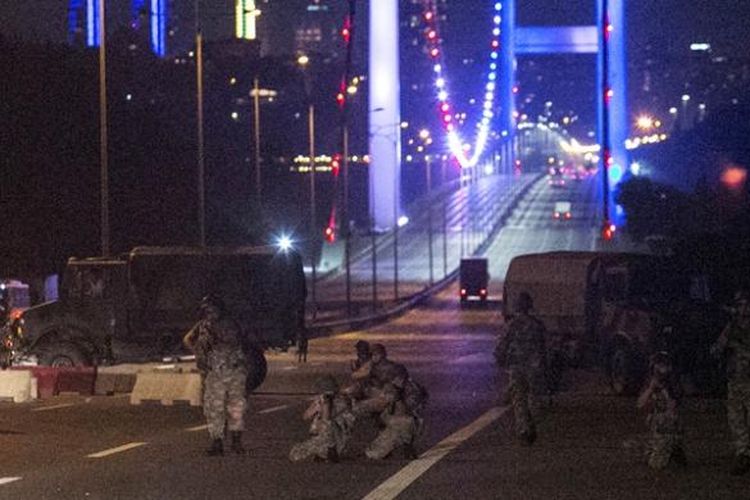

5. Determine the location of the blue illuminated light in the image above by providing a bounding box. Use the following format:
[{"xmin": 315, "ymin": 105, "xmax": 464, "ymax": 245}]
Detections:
[
  {"xmin": 150, "ymin": 0, "xmax": 167, "ymax": 57},
  {"xmin": 493, "ymin": 15, "xmax": 501, "ymax": 24},
  {"xmin": 86, "ymin": 0, "xmax": 98, "ymax": 47},
  {"xmin": 490, "ymin": 52, "xmax": 498, "ymax": 59},
  {"xmin": 433, "ymin": 64, "xmax": 442, "ymax": 73},
  {"xmin": 493, "ymin": 28, "xmax": 501, "ymax": 36},
  {"xmin": 495, "ymin": 2, "xmax": 502, "ymax": 10},
  {"xmin": 489, "ymin": 62, "xmax": 497, "ymax": 70}
]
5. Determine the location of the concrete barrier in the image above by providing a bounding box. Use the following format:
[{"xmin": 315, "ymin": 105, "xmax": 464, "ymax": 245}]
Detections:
[
  {"xmin": 11, "ymin": 367, "xmax": 96, "ymax": 398},
  {"xmin": 130, "ymin": 370, "xmax": 203, "ymax": 406},
  {"xmin": 0, "ymin": 370, "xmax": 37, "ymax": 403},
  {"xmin": 94, "ymin": 372, "xmax": 137, "ymax": 396}
]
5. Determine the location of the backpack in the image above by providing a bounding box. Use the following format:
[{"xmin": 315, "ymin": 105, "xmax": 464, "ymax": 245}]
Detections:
[{"xmin": 403, "ymin": 378, "xmax": 429, "ymax": 416}]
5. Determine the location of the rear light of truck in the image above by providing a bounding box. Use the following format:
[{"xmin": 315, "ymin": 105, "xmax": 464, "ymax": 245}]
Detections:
[
  {"xmin": 460, "ymin": 288, "xmax": 467, "ymax": 296},
  {"xmin": 480, "ymin": 288, "xmax": 487, "ymax": 296}
]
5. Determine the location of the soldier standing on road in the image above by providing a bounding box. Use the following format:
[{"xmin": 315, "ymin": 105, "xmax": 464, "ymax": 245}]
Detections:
[
  {"xmin": 637, "ymin": 351, "xmax": 687, "ymax": 469},
  {"xmin": 495, "ymin": 292, "xmax": 546, "ymax": 445},
  {"xmin": 289, "ymin": 375, "xmax": 355, "ymax": 462},
  {"xmin": 183, "ymin": 295, "xmax": 248, "ymax": 456},
  {"xmin": 711, "ymin": 289, "xmax": 750, "ymax": 475}
]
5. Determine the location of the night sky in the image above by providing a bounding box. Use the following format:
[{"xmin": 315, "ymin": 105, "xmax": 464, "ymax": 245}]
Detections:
[{"xmin": 1, "ymin": 0, "xmax": 748, "ymax": 56}]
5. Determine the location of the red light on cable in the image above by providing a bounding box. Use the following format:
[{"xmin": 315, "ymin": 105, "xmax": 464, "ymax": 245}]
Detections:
[
  {"xmin": 491, "ymin": 40, "xmax": 499, "ymax": 49},
  {"xmin": 480, "ymin": 289, "xmax": 487, "ymax": 296},
  {"xmin": 602, "ymin": 222, "xmax": 616, "ymax": 241},
  {"xmin": 424, "ymin": 11, "xmax": 433, "ymax": 21},
  {"xmin": 512, "ymin": 85, "xmax": 519, "ymax": 94},
  {"xmin": 427, "ymin": 30, "xmax": 437, "ymax": 40},
  {"xmin": 430, "ymin": 47, "xmax": 440, "ymax": 58},
  {"xmin": 460, "ymin": 288, "xmax": 467, "ymax": 296},
  {"xmin": 324, "ymin": 226, "xmax": 335, "ymax": 243},
  {"xmin": 442, "ymin": 114, "xmax": 452, "ymax": 123},
  {"xmin": 604, "ymin": 87, "xmax": 614, "ymax": 104},
  {"xmin": 440, "ymin": 103, "xmax": 450, "ymax": 113}
]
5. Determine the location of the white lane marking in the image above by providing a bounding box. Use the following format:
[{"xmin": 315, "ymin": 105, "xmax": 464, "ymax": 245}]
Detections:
[
  {"xmin": 282, "ymin": 366, "xmax": 298, "ymax": 371},
  {"xmin": 87, "ymin": 442, "xmax": 147, "ymax": 458},
  {"xmin": 32, "ymin": 403, "xmax": 76, "ymax": 412},
  {"xmin": 257, "ymin": 404, "xmax": 289, "ymax": 415},
  {"xmin": 362, "ymin": 406, "xmax": 506, "ymax": 500},
  {"xmin": 0, "ymin": 477, "xmax": 22, "ymax": 486},
  {"xmin": 185, "ymin": 424, "xmax": 209, "ymax": 432}
]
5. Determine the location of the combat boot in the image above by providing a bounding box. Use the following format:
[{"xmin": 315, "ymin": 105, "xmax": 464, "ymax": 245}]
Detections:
[
  {"xmin": 230, "ymin": 431, "xmax": 246, "ymax": 455},
  {"xmin": 206, "ymin": 438, "xmax": 223, "ymax": 456},
  {"xmin": 730, "ymin": 454, "xmax": 750, "ymax": 476}
]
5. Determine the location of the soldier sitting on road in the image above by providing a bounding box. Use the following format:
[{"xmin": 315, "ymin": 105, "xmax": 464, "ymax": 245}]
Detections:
[
  {"xmin": 495, "ymin": 292, "xmax": 547, "ymax": 445},
  {"xmin": 637, "ymin": 351, "xmax": 687, "ymax": 470},
  {"xmin": 711, "ymin": 289, "xmax": 750, "ymax": 475},
  {"xmin": 365, "ymin": 366, "xmax": 420, "ymax": 460},
  {"xmin": 183, "ymin": 295, "xmax": 249, "ymax": 456},
  {"xmin": 349, "ymin": 343, "xmax": 408, "ymax": 416},
  {"xmin": 289, "ymin": 375, "xmax": 355, "ymax": 463}
]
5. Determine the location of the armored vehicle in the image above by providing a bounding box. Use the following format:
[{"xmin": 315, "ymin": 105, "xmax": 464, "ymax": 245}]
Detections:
[{"xmin": 3, "ymin": 246, "xmax": 306, "ymax": 391}]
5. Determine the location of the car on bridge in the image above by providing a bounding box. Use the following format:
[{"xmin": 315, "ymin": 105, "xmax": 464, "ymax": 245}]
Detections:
[
  {"xmin": 553, "ymin": 201, "xmax": 572, "ymax": 220},
  {"xmin": 459, "ymin": 258, "xmax": 489, "ymax": 305}
]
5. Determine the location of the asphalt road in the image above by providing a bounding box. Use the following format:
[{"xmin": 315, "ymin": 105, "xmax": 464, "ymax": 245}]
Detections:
[{"xmin": 2, "ymin": 285, "xmax": 748, "ymax": 499}]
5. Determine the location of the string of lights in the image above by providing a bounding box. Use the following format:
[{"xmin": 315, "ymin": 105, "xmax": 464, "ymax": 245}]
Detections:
[{"xmin": 420, "ymin": 0, "xmax": 503, "ymax": 169}]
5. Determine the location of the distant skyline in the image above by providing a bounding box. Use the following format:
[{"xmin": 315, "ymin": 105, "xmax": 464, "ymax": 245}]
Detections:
[{"xmin": 1, "ymin": 0, "xmax": 747, "ymax": 57}]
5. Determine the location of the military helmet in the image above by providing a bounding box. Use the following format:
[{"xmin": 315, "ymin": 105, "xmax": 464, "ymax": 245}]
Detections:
[
  {"xmin": 515, "ymin": 292, "xmax": 534, "ymax": 314},
  {"xmin": 355, "ymin": 340, "xmax": 371, "ymax": 354},
  {"xmin": 650, "ymin": 351, "xmax": 673, "ymax": 373},
  {"xmin": 199, "ymin": 294, "xmax": 225, "ymax": 313},
  {"xmin": 315, "ymin": 375, "xmax": 339, "ymax": 394},
  {"xmin": 371, "ymin": 343, "xmax": 387, "ymax": 357}
]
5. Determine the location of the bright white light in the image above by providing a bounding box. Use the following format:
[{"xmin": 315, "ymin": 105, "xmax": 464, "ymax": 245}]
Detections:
[
  {"xmin": 630, "ymin": 162, "xmax": 641, "ymax": 176},
  {"xmin": 493, "ymin": 15, "xmax": 501, "ymax": 24},
  {"xmin": 483, "ymin": 109, "xmax": 493, "ymax": 118},
  {"xmin": 488, "ymin": 72, "xmax": 496, "ymax": 81},
  {"xmin": 438, "ymin": 90, "xmax": 448, "ymax": 101},
  {"xmin": 486, "ymin": 82, "xmax": 495, "ymax": 91},
  {"xmin": 484, "ymin": 101, "xmax": 493, "ymax": 110},
  {"xmin": 276, "ymin": 235, "xmax": 293, "ymax": 251},
  {"xmin": 419, "ymin": 129, "xmax": 430, "ymax": 140},
  {"xmin": 484, "ymin": 164, "xmax": 494, "ymax": 176},
  {"xmin": 493, "ymin": 28, "xmax": 500, "ymax": 36},
  {"xmin": 490, "ymin": 52, "xmax": 498, "ymax": 60},
  {"xmin": 436, "ymin": 77, "xmax": 445, "ymax": 88},
  {"xmin": 231, "ymin": 111, "xmax": 239, "ymax": 120},
  {"xmin": 669, "ymin": 107, "xmax": 678, "ymax": 114},
  {"xmin": 433, "ymin": 64, "xmax": 442, "ymax": 73},
  {"xmin": 126, "ymin": 94, "xmax": 133, "ymax": 101},
  {"xmin": 495, "ymin": 2, "xmax": 502, "ymax": 10},
  {"xmin": 397, "ymin": 216, "xmax": 410, "ymax": 227},
  {"xmin": 690, "ymin": 43, "xmax": 711, "ymax": 51},
  {"xmin": 681, "ymin": 94, "xmax": 691, "ymax": 102},
  {"xmin": 485, "ymin": 92, "xmax": 494, "ymax": 101}
]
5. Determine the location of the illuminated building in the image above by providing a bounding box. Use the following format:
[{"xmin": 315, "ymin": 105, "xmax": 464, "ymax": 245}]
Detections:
[{"xmin": 236, "ymin": 0, "xmax": 260, "ymax": 40}]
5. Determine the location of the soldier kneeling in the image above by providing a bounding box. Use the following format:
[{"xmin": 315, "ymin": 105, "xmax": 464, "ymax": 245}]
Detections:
[
  {"xmin": 365, "ymin": 368, "xmax": 421, "ymax": 460},
  {"xmin": 289, "ymin": 376, "xmax": 355, "ymax": 463}
]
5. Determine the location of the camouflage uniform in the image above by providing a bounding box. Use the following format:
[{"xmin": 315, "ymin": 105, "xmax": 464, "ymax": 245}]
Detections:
[
  {"xmin": 289, "ymin": 394, "xmax": 355, "ymax": 462},
  {"xmin": 713, "ymin": 316, "xmax": 750, "ymax": 460},
  {"xmin": 497, "ymin": 313, "xmax": 546, "ymax": 440},
  {"xmin": 642, "ymin": 382, "xmax": 684, "ymax": 469},
  {"xmin": 189, "ymin": 317, "xmax": 248, "ymax": 440},
  {"xmin": 365, "ymin": 383, "xmax": 418, "ymax": 460}
]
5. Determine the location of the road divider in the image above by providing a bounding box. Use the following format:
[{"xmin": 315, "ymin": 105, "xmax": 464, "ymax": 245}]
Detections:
[
  {"xmin": 130, "ymin": 371, "xmax": 202, "ymax": 406},
  {"xmin": 94, "ymin": 372, "xmax": 136, "ymax": 396},
  {"xmin": 0, "ymin": 370, "xmax": 36, "ymax": 403}
]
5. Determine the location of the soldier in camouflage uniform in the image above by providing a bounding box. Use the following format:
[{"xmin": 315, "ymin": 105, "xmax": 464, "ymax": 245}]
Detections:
[
  {"xmin": 183, "ymin": 295, "xmax": 248, "ymax": 456},
  {"xmin": 289, "ymin": 375, "xmax": 355, "ymax": 462},
  {"xmin": 495, "ymin": 292, "xmax": 546, "ymax": 445},
  {"xmin": 365, "ymin": 367, "xmax": 419, "ymax": 460},
  {"xmin": 711, "ymin": 290, "xmax": 750, "ymax": 475},
  {"xmin": 637, "ymin": 352, "xmax": 687, "ymax": 469}
]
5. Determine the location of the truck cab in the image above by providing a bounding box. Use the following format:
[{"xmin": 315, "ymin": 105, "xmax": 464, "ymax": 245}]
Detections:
[
  {"xmin": 4, "ymin": 246, "xmax": 306, "ymax": 391},
  {"xmin": 459, "ymin": 258, "xmax": 489, "ymax": 305}
]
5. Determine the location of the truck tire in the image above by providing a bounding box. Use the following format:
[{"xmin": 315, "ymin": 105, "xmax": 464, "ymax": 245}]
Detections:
[
  {"xmin": 37, "ymin": 341, "xmax": 90, "ymax": 367},
  {"xmin": 608, "ymin": 345, "xmax": 640, "ymax": 396},
  {"xmin": 245, "ymin": 345, "xmax": 268, "ymax": 394}
]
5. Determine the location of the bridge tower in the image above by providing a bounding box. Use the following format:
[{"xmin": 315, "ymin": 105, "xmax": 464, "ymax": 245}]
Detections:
[
  {"xmin": 67, "ymin": 0, "xmax": 168, "ymax": 57},
  {"xmin": 369, "ymin": 0, "xmax": 628, "ymax": 229}
]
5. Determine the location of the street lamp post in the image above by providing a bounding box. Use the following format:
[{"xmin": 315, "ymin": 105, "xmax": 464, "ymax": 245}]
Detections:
[
  {"xmin": 195, "ymin": 0, "xmax": 206, "ymax": 247},
  {"xmin": 298, "ymin": 55, "xmax": 317, "ymax": 313},
  {"xmin": 98, "ymin": 0, "xmax": 110, "ymax": 256},
  {"xmin": 426, "ymin": 155, "xmax": 434, "ymax": 286},
  {"xmin": 252, "ymin": 77, "xmax": 262, "ymax": 204}
]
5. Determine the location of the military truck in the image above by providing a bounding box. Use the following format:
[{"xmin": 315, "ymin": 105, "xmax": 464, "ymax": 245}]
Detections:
[
  {"xmin": 2, "ymin": 246, "xmax": 307, "ymax": 391},
  {"xmin": 503, "ymin": 251, "xmax": 724, "ymax": 394}
]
